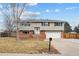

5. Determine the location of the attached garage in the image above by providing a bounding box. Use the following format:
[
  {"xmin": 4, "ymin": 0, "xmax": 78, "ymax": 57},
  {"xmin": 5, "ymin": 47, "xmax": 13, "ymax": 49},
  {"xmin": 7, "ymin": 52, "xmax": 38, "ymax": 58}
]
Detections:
[{"xmin": 45, "ymin": 31, "xmax": 61, "ymax": 40}]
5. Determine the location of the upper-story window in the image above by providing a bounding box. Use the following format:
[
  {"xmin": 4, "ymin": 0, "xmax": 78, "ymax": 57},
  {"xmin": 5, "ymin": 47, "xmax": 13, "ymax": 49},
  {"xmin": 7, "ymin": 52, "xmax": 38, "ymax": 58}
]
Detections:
[
  {"xmin": 54, "ymin": 22, "xmax": 62, "ymax": 26},
  {"xmin": 41, "ymin": 22, "xmax": 50, "ymax": 26},
  {"xmin": 20, "ymin": 23, "xmax": 30, "ymax": 26}
]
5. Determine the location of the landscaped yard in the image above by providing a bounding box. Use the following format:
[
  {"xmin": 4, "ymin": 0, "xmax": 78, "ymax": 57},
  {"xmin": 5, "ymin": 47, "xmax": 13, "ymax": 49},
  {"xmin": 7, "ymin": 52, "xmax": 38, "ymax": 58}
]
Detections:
[{"xmin": 0, "ymin": 37, "xmax": 59, "ymax": 54}]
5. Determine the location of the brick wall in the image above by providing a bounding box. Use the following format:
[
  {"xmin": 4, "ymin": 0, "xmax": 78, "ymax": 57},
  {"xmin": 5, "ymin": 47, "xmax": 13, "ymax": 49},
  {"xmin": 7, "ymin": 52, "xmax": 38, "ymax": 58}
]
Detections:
[
  {"xmin": 19, "ymin": 31, "xmax": 46, "ymax": 40},
  {"xmin": 39, "ymin": 32, "xmax": 46, "ymax": 40},
  {"xmin": 19, "ymin": 31, "xmax": 28, "ymax": 40}
]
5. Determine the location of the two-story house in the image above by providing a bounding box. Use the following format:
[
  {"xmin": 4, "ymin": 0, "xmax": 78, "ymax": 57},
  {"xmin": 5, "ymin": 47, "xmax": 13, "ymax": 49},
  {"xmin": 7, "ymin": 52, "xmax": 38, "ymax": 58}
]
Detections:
[{"xmin": 19, "ymin": 19, "xmax": 70, "ymax": 40}]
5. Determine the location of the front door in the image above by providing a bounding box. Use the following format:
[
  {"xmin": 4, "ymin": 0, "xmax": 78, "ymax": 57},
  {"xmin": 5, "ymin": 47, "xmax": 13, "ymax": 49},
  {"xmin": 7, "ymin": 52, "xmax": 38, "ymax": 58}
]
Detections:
[{"xmin": 34, "ymin": 27, "xmax": 40, "ymax": 35}]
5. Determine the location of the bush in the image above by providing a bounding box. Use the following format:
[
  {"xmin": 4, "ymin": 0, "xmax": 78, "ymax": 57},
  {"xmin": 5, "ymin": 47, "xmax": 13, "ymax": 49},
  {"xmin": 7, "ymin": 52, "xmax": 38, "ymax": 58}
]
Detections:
[{"xmin": 0, "ymin": 32, "xmax": 9, "ymax": 37}]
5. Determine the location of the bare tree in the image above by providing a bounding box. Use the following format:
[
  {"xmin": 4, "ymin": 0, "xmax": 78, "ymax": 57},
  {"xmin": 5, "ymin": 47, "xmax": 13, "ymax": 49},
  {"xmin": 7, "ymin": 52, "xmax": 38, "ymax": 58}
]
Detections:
[
  {"xmin": 0, "ymin": 3, "xmax": 39, "ymax": 41},
  {"xmin": 4, "ymin": 16, "xmax": 15, "ymax": 36},
  {"xmin": 0, "ymin": 4, "xmax": 16, "ymax": 36},
  {"xmin": 13, "ymin": 3, "xmax": 26, "ymax": 41},
  {"xmin": 0, "ymin": 3, "xmax": 26, "ymax": 41}
]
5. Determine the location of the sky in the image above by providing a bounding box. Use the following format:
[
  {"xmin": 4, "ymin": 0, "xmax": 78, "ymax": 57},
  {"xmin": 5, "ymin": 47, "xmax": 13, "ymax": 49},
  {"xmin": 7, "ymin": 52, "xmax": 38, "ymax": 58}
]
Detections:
[{"xmin": 0, "ymin": 3, "xmax": 79, "ymax": 31}]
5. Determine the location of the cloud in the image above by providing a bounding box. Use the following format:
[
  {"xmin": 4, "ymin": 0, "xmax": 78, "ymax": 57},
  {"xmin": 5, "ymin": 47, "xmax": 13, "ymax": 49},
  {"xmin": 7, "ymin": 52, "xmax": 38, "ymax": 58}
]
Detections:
[
  {"xmin": 45, "ymin": 9, "xmax": 60, "ymax": 13},
  {"xmin": 0, "ymin": 4, "xmax": 3, "ymax": 9},
  {"xmin": 65, "ymin": 7, "xmax": 79, "ymax": 10},
  {"xmin": 46, "ymin": 9, "xmax": 50, "ymax": 13},
  {"xmin": 0, "ymin": 11, "xmax": 4, "ymax": 16},
  {"xmin": 55, "ymin": 9, "xmax": 60, "ymax": 12},
  {"xmin": 20, "ymin": 11, "xmax": 40, "ymax": 19},
  {"xmin": 27, "ymin": 3, "xmax": 38, "ymax": 6},
  {"xmin": 0, "ymin": 12, "xmax": 2, "ymax": 15},
  {"xmin": 34, "ymin": 12, "xmax": 40, "ymax": 15},
  {"xmin": 45, "ymin": 9, "xmax": 54, "ymax": 13},
  {"xmin": 25, "ymin": 11, "xmax": 40, "ymax": 15},
  {"xmin": 0, "ymin": 19, "xmax": 4, "ymax": 23}
]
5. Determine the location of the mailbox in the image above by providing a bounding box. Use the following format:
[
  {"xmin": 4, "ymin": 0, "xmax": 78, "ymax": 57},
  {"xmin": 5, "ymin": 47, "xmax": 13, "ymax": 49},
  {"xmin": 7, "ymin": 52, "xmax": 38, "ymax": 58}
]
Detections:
[
  {"xmin": 49, "ymin": 38, "xmax": 52, "ymax": 41},
  {"xmin": 48, "ymin": 37, "xmax": 52, "ymax": 53}
]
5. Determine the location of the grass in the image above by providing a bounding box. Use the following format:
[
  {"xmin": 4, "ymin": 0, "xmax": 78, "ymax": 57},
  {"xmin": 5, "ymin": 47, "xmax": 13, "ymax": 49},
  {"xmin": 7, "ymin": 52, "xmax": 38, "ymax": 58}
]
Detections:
[{"xmin": 0, "ymin": 37, "xmax": 59, "ymax": 54}]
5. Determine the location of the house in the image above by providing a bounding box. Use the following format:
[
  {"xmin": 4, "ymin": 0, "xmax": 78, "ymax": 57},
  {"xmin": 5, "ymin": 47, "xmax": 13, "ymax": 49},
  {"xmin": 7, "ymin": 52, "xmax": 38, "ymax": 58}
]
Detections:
[{"xmin": 19, "ymin": 19, "xmax": 71, "ymax": 40}]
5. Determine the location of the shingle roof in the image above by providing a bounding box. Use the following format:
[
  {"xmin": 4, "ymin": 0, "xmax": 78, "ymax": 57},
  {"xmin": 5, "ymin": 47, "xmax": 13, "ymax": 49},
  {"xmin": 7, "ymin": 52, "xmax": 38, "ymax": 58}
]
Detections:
[{"xmin": 20, "ymin": 19, "xmax": 67, "ymax": 23}]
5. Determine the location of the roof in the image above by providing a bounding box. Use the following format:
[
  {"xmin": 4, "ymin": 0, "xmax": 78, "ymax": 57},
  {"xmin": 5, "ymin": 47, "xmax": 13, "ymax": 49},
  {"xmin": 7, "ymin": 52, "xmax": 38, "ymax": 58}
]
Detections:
[{"xmin": 20, "ymin": 19, "xmax": 67, "ymax": 23}]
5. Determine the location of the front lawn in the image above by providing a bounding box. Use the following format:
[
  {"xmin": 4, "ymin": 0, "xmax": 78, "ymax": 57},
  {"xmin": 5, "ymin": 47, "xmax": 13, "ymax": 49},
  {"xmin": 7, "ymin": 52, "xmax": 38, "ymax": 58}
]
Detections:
[{"xmin": 0, "ymin": 37, "xmax": 59, "ymax": 54}]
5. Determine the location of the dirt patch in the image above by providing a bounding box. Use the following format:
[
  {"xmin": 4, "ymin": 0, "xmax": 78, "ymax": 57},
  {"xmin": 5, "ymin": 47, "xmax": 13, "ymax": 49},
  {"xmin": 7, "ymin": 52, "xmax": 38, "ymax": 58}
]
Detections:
[{"xmin": 38, "ymin": 46, "xmax": 60, "ymax": 54}]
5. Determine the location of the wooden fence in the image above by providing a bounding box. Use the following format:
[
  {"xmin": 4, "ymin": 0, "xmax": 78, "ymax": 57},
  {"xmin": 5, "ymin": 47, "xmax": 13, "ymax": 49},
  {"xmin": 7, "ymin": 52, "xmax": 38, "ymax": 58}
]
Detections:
[{"xmin": 62, "ymin": 32, "xmax": 79, "ymax": 39}]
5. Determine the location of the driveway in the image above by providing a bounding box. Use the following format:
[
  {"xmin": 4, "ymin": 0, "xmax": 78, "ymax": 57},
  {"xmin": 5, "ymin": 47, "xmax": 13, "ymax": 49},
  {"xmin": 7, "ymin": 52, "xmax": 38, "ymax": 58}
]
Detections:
[{"xmin": 52, "ymin": 39, "xmax": 79, "ymax": 56}]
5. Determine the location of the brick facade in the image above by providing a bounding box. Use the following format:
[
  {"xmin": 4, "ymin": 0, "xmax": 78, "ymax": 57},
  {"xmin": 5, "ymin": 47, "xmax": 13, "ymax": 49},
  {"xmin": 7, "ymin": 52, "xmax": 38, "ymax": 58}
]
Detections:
[{"xmin": 19, "ymin": 31, "xmax": 46, "ymax": 40}]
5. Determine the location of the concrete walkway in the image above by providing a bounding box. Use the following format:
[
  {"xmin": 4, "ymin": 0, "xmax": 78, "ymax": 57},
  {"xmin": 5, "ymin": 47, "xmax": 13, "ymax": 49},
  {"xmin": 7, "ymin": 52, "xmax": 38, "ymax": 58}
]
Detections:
[{"xmin": 52, "ymin": 39, "xmax": 79, "ymax": 56}]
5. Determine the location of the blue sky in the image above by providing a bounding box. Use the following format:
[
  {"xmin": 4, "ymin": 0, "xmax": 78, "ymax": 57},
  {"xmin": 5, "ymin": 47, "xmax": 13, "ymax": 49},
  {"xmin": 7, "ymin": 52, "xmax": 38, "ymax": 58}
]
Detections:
[
  {"xmin": 0, "ymin": 3, "xmax": 79, "ymax": 30},
  {"xmin": 26, "ymin": 3, "xmax": 79, "ymax": 28}
]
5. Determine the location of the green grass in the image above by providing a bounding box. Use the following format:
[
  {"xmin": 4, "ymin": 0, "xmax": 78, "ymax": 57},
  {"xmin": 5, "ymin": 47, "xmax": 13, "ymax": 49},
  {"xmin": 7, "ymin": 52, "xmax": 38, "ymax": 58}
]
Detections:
[{"xmin": 0, "ymin": 37, "xmax": 59, "ymax": 54}]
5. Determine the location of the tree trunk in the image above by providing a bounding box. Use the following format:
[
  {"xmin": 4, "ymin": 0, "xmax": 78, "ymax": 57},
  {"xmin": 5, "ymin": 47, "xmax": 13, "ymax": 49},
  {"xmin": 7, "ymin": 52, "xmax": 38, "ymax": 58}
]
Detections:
[{"xmin": 16, "ymin": 18, "xmax": 20, "ymax": 41}]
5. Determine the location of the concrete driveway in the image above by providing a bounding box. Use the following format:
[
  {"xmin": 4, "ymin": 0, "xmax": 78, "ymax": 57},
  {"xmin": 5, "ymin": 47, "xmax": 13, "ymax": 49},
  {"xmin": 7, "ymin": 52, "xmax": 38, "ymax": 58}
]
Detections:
[{"xmin": 52, "ymin": 39, "xmax": 79, "ymax": 56}]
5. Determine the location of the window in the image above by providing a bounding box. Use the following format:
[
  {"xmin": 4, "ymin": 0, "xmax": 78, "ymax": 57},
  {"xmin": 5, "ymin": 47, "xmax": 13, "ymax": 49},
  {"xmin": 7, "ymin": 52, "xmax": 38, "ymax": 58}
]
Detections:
[
  {"xmin": 60, "ymin": 22, "xmax": 63, "ymax": 26},
  {"xmin": 23, "ymin": 31, "xmax": 29, "ymax": 34},
  {"xmin": 34, "ymin": 27, "xmax": 40, "ymax": 31},
  {"xmin": 54, "ymin": 22, "xmax": 62, "ymax": 26},
  {"xmin": 41, "ymin": 22, "xmax": 50, "ymax": 26},
  {"xmin": 24, "ymin": 23, "xmax": 30, "ymax": 26},
  {"xmin": 20, "ymin": 23, "xmax": 30, "ymax": 26}
]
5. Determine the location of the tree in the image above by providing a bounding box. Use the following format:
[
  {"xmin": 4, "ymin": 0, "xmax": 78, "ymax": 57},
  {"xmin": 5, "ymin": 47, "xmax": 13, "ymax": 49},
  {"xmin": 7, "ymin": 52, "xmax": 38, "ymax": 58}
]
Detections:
[
  {"xmin": 74, "ymin": 26, "xmax": 78, "ymax": 32},
  {"xmin": 4, "ymin": 16, "xmax": 15, "ymax": 36},
  {"xmin": 64, "ymin": 22, "xmax": 72, "ymax": 32},
  {"xmin": 0, "ymin": 3, "xmax": 39, "ymax": 41},
  {"xmin": 78, "ymin": 24, "xmax": 79, "ymax": 29},
  {"xmin": 73, "ymin": 26, "xmax": 79, "ymax": 33},
  {"xmin": 0, "ymin": 3, "xmax": 26, "ymax": 41}
]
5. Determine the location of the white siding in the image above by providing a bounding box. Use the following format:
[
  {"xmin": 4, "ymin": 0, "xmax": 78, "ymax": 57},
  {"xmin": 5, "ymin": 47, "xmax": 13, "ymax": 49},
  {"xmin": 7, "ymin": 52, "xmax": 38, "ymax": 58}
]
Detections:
[{"xmin": 19, "ymin": 22, "xmax": 64, "ymax": 31}]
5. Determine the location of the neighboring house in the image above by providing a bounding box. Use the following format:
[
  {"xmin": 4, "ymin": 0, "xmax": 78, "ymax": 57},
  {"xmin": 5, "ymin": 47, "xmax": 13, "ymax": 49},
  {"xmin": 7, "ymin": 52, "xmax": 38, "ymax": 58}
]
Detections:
[{"xmin": 19, "ymin": 19, "xmax": 71, "ymax": 40}]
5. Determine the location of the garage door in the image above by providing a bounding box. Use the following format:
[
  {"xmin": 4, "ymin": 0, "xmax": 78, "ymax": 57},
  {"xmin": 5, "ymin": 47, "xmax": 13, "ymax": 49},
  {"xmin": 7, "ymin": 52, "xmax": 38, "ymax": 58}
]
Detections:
[{"xmin": 45, "ymin": 32, "xmax": 61, "ymax": 39}]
